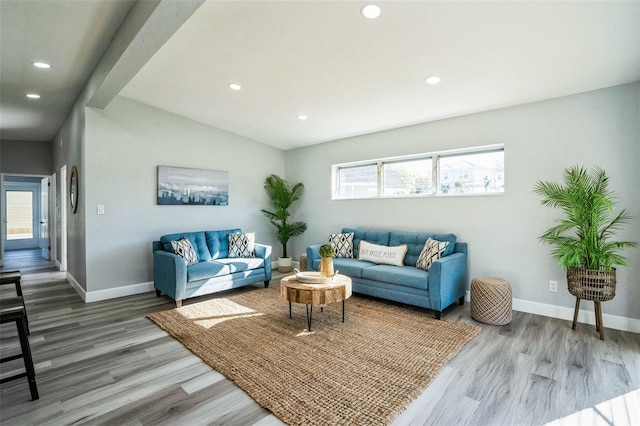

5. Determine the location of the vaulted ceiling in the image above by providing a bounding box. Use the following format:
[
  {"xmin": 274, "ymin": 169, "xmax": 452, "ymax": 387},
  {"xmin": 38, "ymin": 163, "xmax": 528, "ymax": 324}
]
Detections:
[{"xmin": 2, "ymin": 1, "xmax": 639, "ymax": 150}]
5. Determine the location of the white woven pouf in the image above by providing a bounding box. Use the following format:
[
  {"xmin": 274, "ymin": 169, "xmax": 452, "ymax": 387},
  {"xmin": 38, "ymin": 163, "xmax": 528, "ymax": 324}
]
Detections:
[
  {"xmin": 299, "ymin": 254, "xmax": 307, "ymax": 272},
  {"xmin": 470, "ymin": 277, "xmax": 512, "ymax": 325}
]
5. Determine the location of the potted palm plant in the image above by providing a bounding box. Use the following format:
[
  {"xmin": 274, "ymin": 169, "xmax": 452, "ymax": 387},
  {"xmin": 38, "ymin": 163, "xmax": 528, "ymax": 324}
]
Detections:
[
  {"xmin": 534, "ymin": 165, "xmax": 637, "ymax": 339},
  {"xmin": 262, "ymin": 174, "xmax": 308, "ymax": 272}
]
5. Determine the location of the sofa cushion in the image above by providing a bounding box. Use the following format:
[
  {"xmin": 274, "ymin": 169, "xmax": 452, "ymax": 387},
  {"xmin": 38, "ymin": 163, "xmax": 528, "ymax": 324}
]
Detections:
[
  {"xmin": 328, "ymin": 232, "xmax": 354, "ymax": 258},
  {"xmin": 206, "ymin": 229, "xmax": 241, "ymax": 259},
  {"xmin": 358, "ymin": 240, "xmax": 407, "ymax": 266},
  {"xmin": 312, "ymin": 258, "xmax": 376, "ymax": 278},
  {"xmin": 389, "ymin": 232, "xmax": 458, "ymax": 266},
  {"xmin": 213, "ymin": 257, "xmax": 265, "ymax": 273},
  {"xmin": 342, "ymin": 228, "xmax": 390, "ymax": 257},
  {"xmin": 170, "ymin": 238, "xmax": 198, "ymax": 266},
  {"xmin": 416, "ymin": 238, "xmax": 448, "ymax": 271},
  {"xmin": 361, "ymin": 265, "xmax": 429, "ymax": 290},
  {"xmin": 161, "ymin": 231, "xmax": 211, "ymax": 262},
  {"xmin": 433, "ymin": 234, "xmax": 457, "ymax": 257},
  {"xmin": 228, "ymin": 232, "xmax": 255, "ymax": 258},
  {"xmin": 186, "ymin": 261, "xmax": 230, "ymax": 282}
]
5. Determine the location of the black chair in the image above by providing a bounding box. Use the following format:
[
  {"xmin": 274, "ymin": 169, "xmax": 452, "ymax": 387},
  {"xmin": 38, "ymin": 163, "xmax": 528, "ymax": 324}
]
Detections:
[
  {"xmin": 0, "ymin": 297, "xmax": 39, "ymax": 400},
  {"xmin": 0, "ymin": 271, "xmax": 28, "ymax": 333}
]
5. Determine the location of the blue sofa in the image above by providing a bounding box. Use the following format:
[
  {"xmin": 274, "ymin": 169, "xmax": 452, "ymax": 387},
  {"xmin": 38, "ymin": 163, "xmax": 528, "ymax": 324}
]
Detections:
[
  {"xmin": 306, "ymin": 228, "xmax": 467, "ymax": 319},
  {"xmin": 153, "ymin": 228, "xmax": 272, "ymax": 307}
]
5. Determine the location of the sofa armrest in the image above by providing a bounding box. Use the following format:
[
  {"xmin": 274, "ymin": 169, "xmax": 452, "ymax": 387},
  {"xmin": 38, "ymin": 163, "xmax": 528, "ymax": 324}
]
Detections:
[
  {"xmin": 427, "ymin": 252, "xmax": 467, "ymax": 312},
  {"xmin": 153, "ymin": 249, "xmax": 187, "ymax": 301},
  {"xmin": 306, "ymin": 244, "xmax": 322, "ymax": 271},
  {"xmin": 254, "ymin": 243, "xmax": 272, "ymax": 280}
]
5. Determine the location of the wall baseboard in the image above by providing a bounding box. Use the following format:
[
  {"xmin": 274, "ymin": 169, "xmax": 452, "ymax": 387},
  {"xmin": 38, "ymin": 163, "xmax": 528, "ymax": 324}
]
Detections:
[
  {"xmin": 66, "ymin": 274, "xmax": 638, "ymax": 333},
  {"xmin": 67, "ymin": 273, "xmax": 154, "ymax": 303},
  {"xmin": 464, "ymin": 291, "xmax": 640, "ymax": 334}
]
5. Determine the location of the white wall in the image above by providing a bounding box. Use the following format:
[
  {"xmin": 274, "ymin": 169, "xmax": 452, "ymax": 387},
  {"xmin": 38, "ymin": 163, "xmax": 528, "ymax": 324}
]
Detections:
[
  {"xmin": 84, "ymin": 96, "xmax": 285, "ymax": 293},
  {"xmin": 286, "ymin": 83, "xmax": 640, "ymax": 320}
]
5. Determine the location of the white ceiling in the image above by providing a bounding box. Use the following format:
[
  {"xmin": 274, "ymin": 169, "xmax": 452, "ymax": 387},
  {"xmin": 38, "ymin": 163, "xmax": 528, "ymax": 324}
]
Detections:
[
  {"xmin": 2, "ymin": 1, "xmax": 640, "ymax": 150},
  {"xmin": 0, "ymin": 0, "xmax": 135, "ymax": 141}
]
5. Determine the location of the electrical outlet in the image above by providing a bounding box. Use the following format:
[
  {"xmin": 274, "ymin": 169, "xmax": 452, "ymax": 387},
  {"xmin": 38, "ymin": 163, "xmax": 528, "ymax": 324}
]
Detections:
[{"xmin": 549, "ymin": 280, "xmax": 558, "ymax": 292}]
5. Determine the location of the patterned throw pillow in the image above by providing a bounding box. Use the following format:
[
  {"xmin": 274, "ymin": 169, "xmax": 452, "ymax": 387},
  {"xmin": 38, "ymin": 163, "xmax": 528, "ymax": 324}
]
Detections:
[
  {"xmin": 416, "ymin": 238, "xmax": 449, "ymax": 271},
  {"xmin": 228, "ymin": 232, "xmax": 256, "ymax": 258},
  {"xmin": 170, "ymin": 237, "xmax": 199, "ymax": 266},
  {"xmin": 328, "ymin": 232, "xmax": 354, "ymax": 258}
]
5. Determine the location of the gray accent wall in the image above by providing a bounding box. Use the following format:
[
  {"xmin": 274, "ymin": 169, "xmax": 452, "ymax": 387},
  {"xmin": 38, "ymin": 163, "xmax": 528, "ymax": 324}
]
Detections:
[
  {"xmin": 51, "ymin": 0, "xmax": 203, "ymax": 291},
  {"xmin": 1, "ymin": 140, "xmax": 53, "ymax": 175},
  {"xmin": 84, "ymin": 96, "xmax": 284, "ymax": 292},
  {"xmin": 285, "ymin": 82, "xmax": 640, "ymax": 320}
]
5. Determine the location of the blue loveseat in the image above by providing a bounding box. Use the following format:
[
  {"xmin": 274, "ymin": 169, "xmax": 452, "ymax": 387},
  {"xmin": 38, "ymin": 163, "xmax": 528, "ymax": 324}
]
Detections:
[
  {"xmin": 153, "ymin": 228, "xmax": 272, "ymax": 307},
  {"xmin": 306, "ymin": 228, "xmax": 467, "ymax": 319}
]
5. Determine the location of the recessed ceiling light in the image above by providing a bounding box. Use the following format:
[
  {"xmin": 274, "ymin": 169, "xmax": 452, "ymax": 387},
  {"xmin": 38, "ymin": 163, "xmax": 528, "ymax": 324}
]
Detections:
[
  {"xmin": 297, "ymin": 115, "xmax": 308, "ymax": 120},
  {"xmin": 425, "ymin": 76, "xmax": 441, "ymax": 85},
  {"xmin": 32, "ymin": 62, "xmax": 51, "ymax": 69},
  {"xmin": 26, "ymin": 93, "xmax": 41, "ymax": 99},
  {"xmin": 361, "ymin": 4, "xmax": 381, "ymax": 19},
  {"xmin": 228, "ymin": 83, "xmax": 242, "ymax": 91}
]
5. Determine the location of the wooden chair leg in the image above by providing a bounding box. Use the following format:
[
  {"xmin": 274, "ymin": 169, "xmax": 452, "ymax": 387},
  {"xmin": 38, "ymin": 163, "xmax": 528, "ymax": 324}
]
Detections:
[
  {"xmin": 595, "ymin": 301, "xmax": 605, "ymax": 340},
  {"xmin": 572, "ymin": 297, "xmax": 580, "ymax": 330},
  {"xmin": 16, "ymin": 315, "xmax": 39, "ymax": 400}
]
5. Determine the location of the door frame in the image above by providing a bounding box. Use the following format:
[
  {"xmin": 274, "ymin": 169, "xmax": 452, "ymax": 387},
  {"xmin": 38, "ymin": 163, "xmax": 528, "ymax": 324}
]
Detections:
[{"xmin": 1, "ymin": 173, "xmax": 55, "ymax": 263}]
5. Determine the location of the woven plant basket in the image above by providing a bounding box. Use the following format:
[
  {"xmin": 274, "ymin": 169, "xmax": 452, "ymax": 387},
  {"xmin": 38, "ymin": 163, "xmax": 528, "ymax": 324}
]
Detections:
[{"xmin": 567, "ymin": 267, "xmax": 616, "ymax": 302}]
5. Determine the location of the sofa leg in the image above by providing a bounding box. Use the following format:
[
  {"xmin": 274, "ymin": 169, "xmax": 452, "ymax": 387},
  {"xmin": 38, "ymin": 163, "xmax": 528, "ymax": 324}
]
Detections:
[
  {"xmin": 175, "ymin": 300, "xmax": 183, "ymax": 308},
  {"xmin": 264, "ymin": 280, "xmax": 270, "ymax": 288},
  {"xmin": 155, "ymin": 289, "xmax": 161, "ymax": 297},
  {"xmin": 459, "ymin": 296, "xmax": 465, "ymax": 305},
  {"xmin": 435, "ymin": 311, "xmax": 442, "ymax": 320}
]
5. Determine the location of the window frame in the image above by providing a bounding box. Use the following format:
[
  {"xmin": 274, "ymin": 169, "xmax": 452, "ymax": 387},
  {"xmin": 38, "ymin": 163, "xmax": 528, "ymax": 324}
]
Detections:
[{"xmin": 332, "ymin": 144, "xmax": 504, "ymax": 200}]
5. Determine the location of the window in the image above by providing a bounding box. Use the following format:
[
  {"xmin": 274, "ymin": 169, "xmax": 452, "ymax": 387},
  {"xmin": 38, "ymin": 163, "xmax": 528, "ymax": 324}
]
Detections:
[
  {"xmin": 6, "ymin": 191, "xmax": 34, "ymax": 240},
  {"xmin": 439, "ymin": 150, "xmax": 504, "ymax": 195},
  {"xmin": 332, "ymin": 145, "xmax": 504, "ymax": 199},
  {"xmin": 383, "ymin": 158, "xmax": 433, "ymax": 196}
]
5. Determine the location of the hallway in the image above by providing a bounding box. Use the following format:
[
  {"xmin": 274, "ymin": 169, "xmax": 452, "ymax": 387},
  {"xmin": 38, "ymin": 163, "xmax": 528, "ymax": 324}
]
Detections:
[{"xmin": 1, "ymin": 248, "xmax": 56, "ymax": 272}]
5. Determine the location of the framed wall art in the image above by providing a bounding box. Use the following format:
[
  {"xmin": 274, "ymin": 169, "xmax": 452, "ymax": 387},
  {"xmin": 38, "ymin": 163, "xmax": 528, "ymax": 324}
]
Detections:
[{"xmin": 157, "ymin": 166, "xmax": 229, "ymax": 206}]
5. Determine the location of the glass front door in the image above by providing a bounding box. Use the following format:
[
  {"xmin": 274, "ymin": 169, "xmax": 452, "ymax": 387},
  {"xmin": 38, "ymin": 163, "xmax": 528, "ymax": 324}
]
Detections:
[{"xmin": 3, "ymin": 184, "xmax": 40, "ymax": 250}]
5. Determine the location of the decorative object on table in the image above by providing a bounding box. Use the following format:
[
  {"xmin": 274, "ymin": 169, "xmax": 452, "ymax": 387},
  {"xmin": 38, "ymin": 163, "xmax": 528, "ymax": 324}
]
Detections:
[
  {"xmin": 157, "ymin": 165, "xmax": 229, "ymax": 206},
  {"xmin": 148, "ymin": 286, "xmax": 480, "ymax": 425},
  {"xmin": 69, "ymin": 165, "xmax": 79, "ymax": 214},
  {"xmin": 470, "ymin": 277, "xmax": 512, "ymax": 325},
  {"xmin": 299, "ymin": 253, "xmax": 307, "ymax": 272},
  {"xmin": 318, "ymin": 243, "xmax": 335, "ymax": 277},
  {"xmin": 534, "ymin": 165, "xmax": 637, "ymax": 340},
  {"xmin": 261, "ymin": 174, "xmax": 307, "ymax": 272}
]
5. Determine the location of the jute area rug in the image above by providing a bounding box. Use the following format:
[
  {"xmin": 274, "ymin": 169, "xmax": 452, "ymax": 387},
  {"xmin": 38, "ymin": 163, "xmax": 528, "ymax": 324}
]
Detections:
[{"xmin": 148, "ymin": 286, "xmax": 480, "ymax": 425}]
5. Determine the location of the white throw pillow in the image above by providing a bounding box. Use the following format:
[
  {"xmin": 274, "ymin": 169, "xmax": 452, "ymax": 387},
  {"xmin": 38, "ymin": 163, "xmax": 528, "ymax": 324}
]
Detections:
[
  {"xmin": 328, "ymin": 232, "xmax": 354, "ymax": 258},
  {"xmin": 416, "ymin": 238, "xmax": 449, "ymax": 271},
  {"xmin": 357, "ymin": 240, "xmax": 407, "ymax": 266},
  {"xmin": 228, "ymin": 232, "xmax": 256, "ymax": 258},
  {"xmin": 171, "ymin": 237, "xmax": 199, "ymax": 266}
]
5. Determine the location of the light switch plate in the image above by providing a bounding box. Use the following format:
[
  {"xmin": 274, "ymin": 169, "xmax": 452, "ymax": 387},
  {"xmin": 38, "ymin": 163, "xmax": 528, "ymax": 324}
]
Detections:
[{"xmin": 97, "ymin": 205, "xmax": 105, "ymax": 215}]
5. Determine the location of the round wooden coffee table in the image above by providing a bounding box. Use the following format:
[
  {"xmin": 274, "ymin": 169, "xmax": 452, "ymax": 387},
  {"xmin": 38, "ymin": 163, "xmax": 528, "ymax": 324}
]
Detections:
[{"xmin": 280, "ymin": 274, "xmax": 352, "ymax": 331}]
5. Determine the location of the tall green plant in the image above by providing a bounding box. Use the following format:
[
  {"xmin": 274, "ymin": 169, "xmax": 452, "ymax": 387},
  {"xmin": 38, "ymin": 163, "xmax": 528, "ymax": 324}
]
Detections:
[
  {"xmin": 261, "ymin": 174, "xmax": 307, "ymax": 258},
  {"xmin": 534, "ymin": 165, "xmax": 636, "ymax": 270}
]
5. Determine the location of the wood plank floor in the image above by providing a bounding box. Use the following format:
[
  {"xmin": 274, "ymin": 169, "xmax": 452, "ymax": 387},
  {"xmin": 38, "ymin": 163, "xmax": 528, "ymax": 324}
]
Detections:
[
  {"xmin": 1, "ymin": 269, "xmax": 639, "ymax": 425},
  {"xmin": 1, "ymin": 248, "xmax": 55, "ymax": 272}
]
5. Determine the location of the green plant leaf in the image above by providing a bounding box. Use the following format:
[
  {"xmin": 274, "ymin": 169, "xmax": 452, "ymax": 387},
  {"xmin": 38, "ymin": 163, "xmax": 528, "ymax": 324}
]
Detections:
[{"xmin": 534, "ymin": 165, "xmax": 637, "ymax": 270}]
